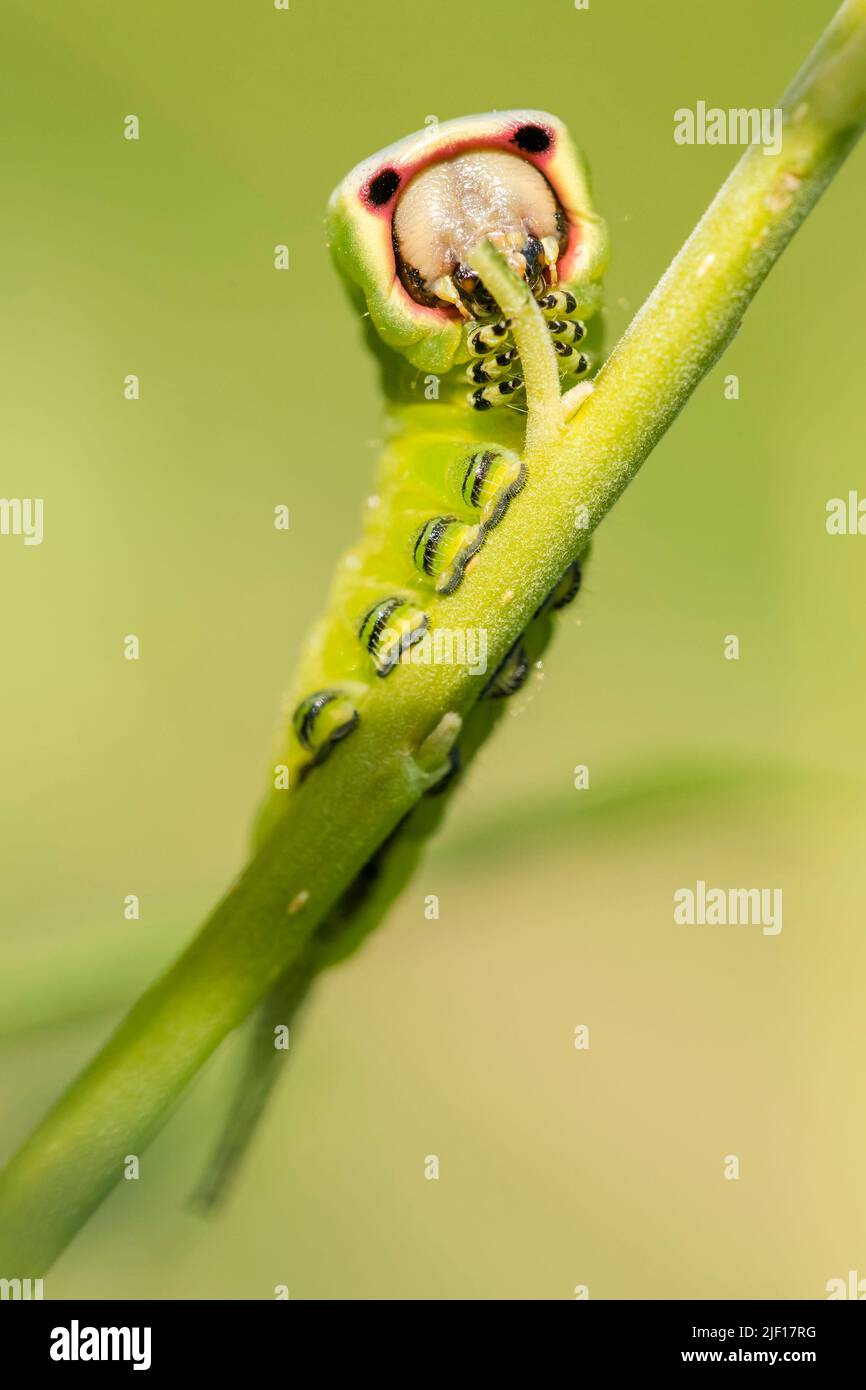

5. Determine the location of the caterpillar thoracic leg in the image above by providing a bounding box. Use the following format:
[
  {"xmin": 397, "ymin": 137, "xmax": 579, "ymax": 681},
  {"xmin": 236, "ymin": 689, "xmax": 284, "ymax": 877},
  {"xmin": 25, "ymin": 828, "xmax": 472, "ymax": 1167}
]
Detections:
[
  {"xmin": 467, "ymin": 319, "xmax": 512, "ymax": 356},
  {"xmin": 553, "ymin": 342, "xmax": 590, "ymax": 375},
  {"xmin": 548, "ymin": 318, "xmax": 587, "ymax": 344},
  {"xmin": 466, "ymin": 346, "xmax": 519, "ymax": 384},
  {"xmin": 539, "ymin": 290, "xmax": 578, "ymax": 318},
  {"xmin": 469, "ymin": 376, "xmax": 525, "ymax": 410}
]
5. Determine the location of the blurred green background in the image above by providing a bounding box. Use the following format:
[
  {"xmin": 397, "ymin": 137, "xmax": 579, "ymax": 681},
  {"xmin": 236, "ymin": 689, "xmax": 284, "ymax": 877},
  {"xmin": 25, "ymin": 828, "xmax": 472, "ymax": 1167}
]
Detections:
[{"xmin": 2, "ymin": 0, "xmax": 864, "ymax": 1299}]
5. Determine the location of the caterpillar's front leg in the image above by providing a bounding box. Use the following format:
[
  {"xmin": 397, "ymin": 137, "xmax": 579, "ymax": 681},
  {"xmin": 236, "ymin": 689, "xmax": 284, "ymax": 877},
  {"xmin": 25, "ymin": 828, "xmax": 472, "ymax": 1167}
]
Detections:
[{"xmin": 465, "ymin": 289, "xmax": 593, "ymax": 412}]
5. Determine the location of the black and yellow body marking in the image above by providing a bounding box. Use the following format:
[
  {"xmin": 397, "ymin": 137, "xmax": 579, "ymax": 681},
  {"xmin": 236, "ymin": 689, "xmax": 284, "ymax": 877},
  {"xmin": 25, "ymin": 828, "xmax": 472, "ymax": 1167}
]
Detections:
[
  {"xmin": 292, "ymin": 690, "xmax": 359, "ymax": 760},
  {"xmin": 457, "ymin": 447, "xmax": 525, "ymax": 528},
  {"xmin": 412, "ymin": 515, "xmax": 482, "ymax": 593},
  {"xmin": 358, "ymin": 597, "xmax": 428, "ymax": 676}
]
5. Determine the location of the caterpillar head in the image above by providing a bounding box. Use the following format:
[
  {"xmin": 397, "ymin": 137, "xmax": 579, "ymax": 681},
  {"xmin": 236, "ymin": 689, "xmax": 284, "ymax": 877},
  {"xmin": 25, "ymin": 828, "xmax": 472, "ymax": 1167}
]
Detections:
[{"xmin": 327, "ymin": 111, "xmax": 608, "ymax": 375}]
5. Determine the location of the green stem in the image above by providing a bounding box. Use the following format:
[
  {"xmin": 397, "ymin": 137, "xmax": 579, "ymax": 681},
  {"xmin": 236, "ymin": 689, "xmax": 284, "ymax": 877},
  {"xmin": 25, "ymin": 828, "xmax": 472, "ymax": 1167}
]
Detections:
[
  {"xmin": 468, "ymin": 239, "xmax": 565, "ymax": 447},
  {"xmin": 2, "ymin": 0, "xmax": 865, "ymax": 1278}
]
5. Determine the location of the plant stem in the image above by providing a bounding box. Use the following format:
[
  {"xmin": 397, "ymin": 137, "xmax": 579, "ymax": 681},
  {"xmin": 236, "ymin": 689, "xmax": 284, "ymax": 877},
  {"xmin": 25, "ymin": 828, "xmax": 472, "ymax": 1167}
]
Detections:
[
  {"xmin": 468, "ymin": 238, "xmax": 565, "ymax": 447},
  {"xmin": 2, "ymin": 0, "xmax": 865, "ymax": 1279}
]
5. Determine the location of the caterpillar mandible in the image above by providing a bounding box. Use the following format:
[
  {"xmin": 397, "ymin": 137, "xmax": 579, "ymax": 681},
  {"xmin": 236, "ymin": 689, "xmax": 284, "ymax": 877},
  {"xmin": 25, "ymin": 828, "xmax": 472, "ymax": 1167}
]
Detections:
[
  {"xmin": 199, "ymin": 112, "xmax": 607, "ymax": 1207},
  {"xmin": 257, "ymin": 111, "xmax": 607, "ymax": 825}
]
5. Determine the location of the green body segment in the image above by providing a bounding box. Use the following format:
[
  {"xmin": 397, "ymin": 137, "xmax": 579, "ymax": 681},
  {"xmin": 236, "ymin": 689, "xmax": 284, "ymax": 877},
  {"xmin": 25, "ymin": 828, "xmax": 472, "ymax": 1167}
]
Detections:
[{"xmin": 456, "ymin": 447, "xmax": 525, "ymax": 526}]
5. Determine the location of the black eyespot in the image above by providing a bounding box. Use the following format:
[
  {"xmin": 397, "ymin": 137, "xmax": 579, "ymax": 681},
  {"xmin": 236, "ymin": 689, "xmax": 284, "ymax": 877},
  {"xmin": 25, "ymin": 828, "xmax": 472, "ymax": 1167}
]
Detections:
[
  {"xmin": 368, "ymin": 168, "xmax": 400, "ymax": 205},
  {"xmin": 512, "ymin": 124, "xmax": 551, "ymax": 153}
]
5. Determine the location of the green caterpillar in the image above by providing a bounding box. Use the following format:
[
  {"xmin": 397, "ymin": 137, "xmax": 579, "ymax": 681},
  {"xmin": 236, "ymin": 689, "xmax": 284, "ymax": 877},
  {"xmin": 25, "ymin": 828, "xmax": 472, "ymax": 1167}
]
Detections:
[
  {"xmin": 255, "ymin": 110, "xmax": 606, "ymax": 823},
  {"xmin": 195, "ymin": 111, "xmax": 607, "ymax": 1208}
]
